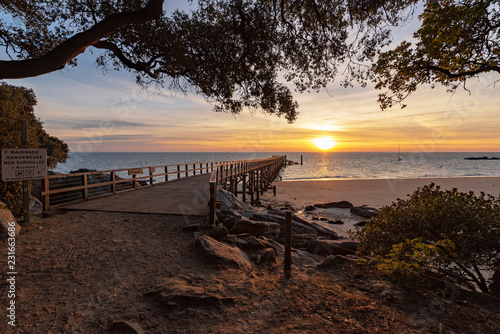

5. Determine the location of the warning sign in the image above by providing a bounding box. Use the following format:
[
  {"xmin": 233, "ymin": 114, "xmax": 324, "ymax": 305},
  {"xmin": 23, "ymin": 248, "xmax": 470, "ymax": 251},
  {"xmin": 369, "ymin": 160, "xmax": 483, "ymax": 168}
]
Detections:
[{"xmin": 1, "ymin": 148, "xmax": 47, "ymax": 181}]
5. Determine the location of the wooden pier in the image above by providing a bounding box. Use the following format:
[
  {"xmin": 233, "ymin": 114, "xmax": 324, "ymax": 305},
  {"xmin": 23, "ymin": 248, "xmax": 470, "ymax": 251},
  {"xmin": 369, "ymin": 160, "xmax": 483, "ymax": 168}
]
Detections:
[
  {"xmin": 41, "ymin": 156, "xmax": 285, "ymax": 220},
  {"xmin": 208, "ymin": 156, "xmax": 284, "ymax": 224}
]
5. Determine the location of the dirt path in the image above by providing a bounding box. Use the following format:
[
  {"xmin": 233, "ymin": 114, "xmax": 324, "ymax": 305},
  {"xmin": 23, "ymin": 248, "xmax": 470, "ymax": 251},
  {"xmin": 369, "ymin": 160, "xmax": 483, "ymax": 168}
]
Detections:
[{"xmin": 1, "ymin": 210, "xmax": 499, "ymax": 333}]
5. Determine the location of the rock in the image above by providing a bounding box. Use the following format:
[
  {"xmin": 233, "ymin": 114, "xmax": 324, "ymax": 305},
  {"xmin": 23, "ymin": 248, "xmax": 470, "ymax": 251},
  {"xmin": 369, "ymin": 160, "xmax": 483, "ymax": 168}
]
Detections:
[
  {"xmin": 307, "ymin": 239, "xmax": 358, "ymax": 256},
  {"xmin": 217, "ymin": 189, "xmax": 252, "ymax": 212},
  {"xmin": 315, "ymin": 201, "xmax": 354, "ymax": 209},
  {"xmin": 265, "ymin": 210, "xmax": 342, "ymax": 239},
  {"xmin": 182, "ymin": 224, "xmax": 213, "ymax": 232},
  {"xmin": 354, "ymin": 221, "xmax": 368, "ymax": 227},
  {"xmin": 0, "ymin": 201, "xmax": 20, "ymax": 239},
  {"xmin": 304, "ymin": 205, "xmax": 316, "ymax": 211},
  {"xmin": 350, "ymin": 206, "xmax": 379, "ymax": 219},
  {"xmin": 29, "ymin": 196, "xmax": 43, "ymax": 215},
  {"xmin": 246, "ymin": 248, "xmax": 276, "ymax": 264},
  {"xmin": 292, "ymin": 234, "xmax": 316, "ymax": 250},
  {"xmin": 292, "ymin": 249, "xmax": 323, "ymax": 267},
  {"xmin": 109, "ymin": 321, "xmax": 145, "ymax": 334},
  {"xmin": 315, "ymin": 255, "xmax": 357, "ymax": 270},
  {"xmin": 327, "ymin": 220, "xmax": 344, "ymax": 225},
  {"xmin": 233, "ymin": 233, "xmax": 277, "ymax": 252},
  {"xmin": 208, "ymin": 225, "xmax": 229, "ymax": 240},
  {"xmin": 259, "ymin": 236, "xmax": 322, "ymax": 267},
  {"xmin": 231, "ymin": 217, "xmax": 281, "ymax": 239},
  {"xmin": 148, "ymin": 278, "xmax": 235, "ymax": 309},
  {"xmin": 194, "ymin": 235, "xmax": 252, "ymax": 270}
]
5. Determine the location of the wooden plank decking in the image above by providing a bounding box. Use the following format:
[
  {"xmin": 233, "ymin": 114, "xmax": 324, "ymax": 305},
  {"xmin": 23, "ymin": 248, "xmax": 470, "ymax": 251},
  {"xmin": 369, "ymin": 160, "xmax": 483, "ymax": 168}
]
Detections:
[{"xmin": 62, "ymin": 174, "xmax": 211, "ymax": 216}]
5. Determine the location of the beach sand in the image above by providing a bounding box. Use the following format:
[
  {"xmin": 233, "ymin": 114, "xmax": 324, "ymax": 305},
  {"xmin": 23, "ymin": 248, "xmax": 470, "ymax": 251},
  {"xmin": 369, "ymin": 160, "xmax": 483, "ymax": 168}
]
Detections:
[
  {"xmin": 264, "ymin": 176, "xmax": 500, "ymax": 209},
  {"xmin": 260, "ymin": 176, "xmax": 500, "ymax": 237}
]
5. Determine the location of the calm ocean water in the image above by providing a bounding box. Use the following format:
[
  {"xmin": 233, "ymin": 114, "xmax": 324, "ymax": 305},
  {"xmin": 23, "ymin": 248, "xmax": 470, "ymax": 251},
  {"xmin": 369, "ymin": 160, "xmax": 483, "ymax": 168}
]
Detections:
[{"xmin": 53, "ymin": 151, "xmax": 500, "ymax": 180}]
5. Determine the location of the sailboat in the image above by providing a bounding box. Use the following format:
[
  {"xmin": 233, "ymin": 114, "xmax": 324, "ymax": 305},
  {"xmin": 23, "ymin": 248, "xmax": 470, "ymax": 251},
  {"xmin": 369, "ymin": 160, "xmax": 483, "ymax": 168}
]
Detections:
[{"xmin": 397, "ymin": 145, "xmax": 403, "ymax": 161}]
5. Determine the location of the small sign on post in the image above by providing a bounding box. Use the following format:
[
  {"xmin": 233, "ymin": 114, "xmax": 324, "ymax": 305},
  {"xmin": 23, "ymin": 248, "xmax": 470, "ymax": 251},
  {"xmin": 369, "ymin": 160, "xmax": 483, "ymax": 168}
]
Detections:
[
  {"xmin": 1, "ymin": 148, "xmax": 47, "ymax": 181},
  {"xmin": 128, "ymin": 168, "xmax": 143, "ymax": 175}
]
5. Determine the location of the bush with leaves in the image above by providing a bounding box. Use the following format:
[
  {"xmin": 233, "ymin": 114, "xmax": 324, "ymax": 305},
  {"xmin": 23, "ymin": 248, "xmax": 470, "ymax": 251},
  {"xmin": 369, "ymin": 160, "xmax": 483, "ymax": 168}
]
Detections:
[
  {"xmin": 0, "ymin": 83, "xmax": 69, "ymax": 216},
  {"xmin": 355, "ymin": 184, "xmax": 500, "ymax": 293}
]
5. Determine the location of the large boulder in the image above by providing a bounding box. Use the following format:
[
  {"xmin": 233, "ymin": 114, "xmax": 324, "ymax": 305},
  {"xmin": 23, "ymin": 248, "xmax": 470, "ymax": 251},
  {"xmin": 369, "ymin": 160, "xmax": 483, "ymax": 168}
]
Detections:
[
  {"xmin": 307, "ymin": 239, "xmax": 358, "ymax": 256},
  {"xmin": 350, "ymin": 206, "xmax": 379, "ymax": 219},
  {"xmin": 217, "ymin": 189, "xmax": 252, "ymax": 212},
  {"xmin": 231, "ymin": 217, "xmax": 281, "ymax": 239},
  {"xmin": 195, "ymin": 235, "xmax": 252, "ymax": 270},
  {"xmin": 0, "ymin": 202, "xmax": 20, "ymax": 239},
  {"xmin": 148, "ymin": 278, "xmax": 235, "ymax": 308}
]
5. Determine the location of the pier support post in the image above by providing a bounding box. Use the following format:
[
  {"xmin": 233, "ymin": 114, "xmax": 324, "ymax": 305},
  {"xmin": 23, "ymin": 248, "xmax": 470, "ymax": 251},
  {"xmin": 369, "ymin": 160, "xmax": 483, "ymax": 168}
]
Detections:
[{"xmin": 209, "ymin": 182, "xmax": 217, "ymax": 225}]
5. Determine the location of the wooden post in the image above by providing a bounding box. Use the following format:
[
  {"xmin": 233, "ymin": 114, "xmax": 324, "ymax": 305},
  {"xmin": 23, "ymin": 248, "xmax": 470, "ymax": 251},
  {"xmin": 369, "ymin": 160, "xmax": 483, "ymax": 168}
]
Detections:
[
  {"xmin": 82, "ymin": 174, "xmax": 88, "ymax": 199},
  {"xmin": 209, "ymin": 182, "xmax": 216, "ymax": 225},
  {"xmin": 193, "ymin": 163, "xmax": 196, "ymax": 176},
  {"xmin": 149, "ymin": 167, "xmax": 154, "ymax": 185},
  {"xmin": 111, "ymin": 172, "xmax": 116, "ymax": 194},
  {"xmin": 250, "ymin": 171, "xmax": 254, "ymax": 206},
  {"xmin": 133, "ymin": 174, "xmax": 137, "ymax": 189},
  {"xmin": 185, "ymin": 164, "xmax": 188, "ymax": 178},
  {"xmin": 256, "ymin": 170, "xmax": 260, "ymax": 201},
  {"xmin": 284, "ymin": 211, "xmax": 292, "ymax": 279},
  {"xmin": 42, "ymin": 177, "xmax": 50, "ymax": 212},
  {"xmin": 21, "ymin": 120, "xmax": 30, "ymax": 223},
  {"xmin": 165, "ymin": 166, "xmax": 169, "ymax": 182},
  {"xmin": 301, "ymin": 155, "xmax": 303, "ymax": 165},
  {"xmin": 242, "ymin": 173, "xmax": 247, "ymax": 203},
  {"xmin": 177, "ymin": 165, "xmax": 181, "ymax": 180}
]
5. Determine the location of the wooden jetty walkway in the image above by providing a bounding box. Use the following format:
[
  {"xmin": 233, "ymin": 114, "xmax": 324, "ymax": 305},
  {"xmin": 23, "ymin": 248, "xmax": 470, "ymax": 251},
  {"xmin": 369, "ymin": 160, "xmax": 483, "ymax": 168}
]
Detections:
[
  {"xmin": 42, "ymin": 156, "xmax": 285, "ymax": 220},
  {"xmin": 62, "ymin": 174, "xmax": 211, "ymax": 216}
]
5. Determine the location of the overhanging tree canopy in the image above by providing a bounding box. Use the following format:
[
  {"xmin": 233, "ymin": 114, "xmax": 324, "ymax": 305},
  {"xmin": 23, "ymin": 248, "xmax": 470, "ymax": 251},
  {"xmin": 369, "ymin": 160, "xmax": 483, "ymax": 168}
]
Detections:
[
  {"xmin": 372, "ymin": 0, "xmax": 500, "ymax": 110},
  {"xmin": 0, "ymin": 0, "xmax": 418, "ymax": 122}
]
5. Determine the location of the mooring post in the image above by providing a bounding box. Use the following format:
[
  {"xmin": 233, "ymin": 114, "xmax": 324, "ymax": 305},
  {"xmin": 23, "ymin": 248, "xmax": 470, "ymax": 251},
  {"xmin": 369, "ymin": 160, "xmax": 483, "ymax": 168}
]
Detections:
[
  {"xmin": 301, "ymin": 155, "xmax": 303, "ymax": 165},
  {"xmin": 284, "ymin": 210, "xmax": 292, "ymax": 279}
]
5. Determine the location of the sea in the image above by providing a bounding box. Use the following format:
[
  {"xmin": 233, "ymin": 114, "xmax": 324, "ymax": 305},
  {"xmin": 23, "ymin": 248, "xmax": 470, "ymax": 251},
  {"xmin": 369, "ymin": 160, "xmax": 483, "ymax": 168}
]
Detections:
[{"xmin": 53, "ymin": 151, "xmax": 500, "ymax": 180}]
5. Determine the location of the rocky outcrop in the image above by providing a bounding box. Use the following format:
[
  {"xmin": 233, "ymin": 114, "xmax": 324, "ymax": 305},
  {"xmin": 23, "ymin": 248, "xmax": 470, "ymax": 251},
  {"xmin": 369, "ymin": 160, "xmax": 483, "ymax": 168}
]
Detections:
[
  {"xmin": 315, "ymin": 255, "xmax": 357, "ymax": 270},
  {"xmin": 314, "ymin": 201, "xmax": 354, "ymax": 209},
  {"xmin": 0, "ymin": 201, "xmax": 20, "ymax": 239},
  {"xmin": 218, "ymin": 189, "xmax": 252, "ymax": 212},
  {"xmin": 109, "ymin": 321, "xmax": 145, "ymax": 334},
  {"xmin": 148, "ymin": 278, "xmax": 236, "ymax": 309},
  {"xmin": 230, "ymin": 218, "xmax": 280, "ymax": 239},
  {"xmin": 350, "ymin": 206, "xmax": 379, "ymax": 219},
  {"xmin": 195, "ymin": 235, "xmax": 252, "ymax": 270},
  {"xmin": 307, "ymin": 239, "xmax": 358, "ymax": 256}
]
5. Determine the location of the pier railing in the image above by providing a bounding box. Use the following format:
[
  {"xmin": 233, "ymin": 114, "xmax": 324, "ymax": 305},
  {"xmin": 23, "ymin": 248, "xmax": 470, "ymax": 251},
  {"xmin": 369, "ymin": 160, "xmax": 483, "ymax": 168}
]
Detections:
[
  {"xmin": 208, "ymin": 156, "xmax": 285, "ymax": 225},
  {"xmin": 42, "ymin": 159, "xmax": 239, "ymax": 211}
]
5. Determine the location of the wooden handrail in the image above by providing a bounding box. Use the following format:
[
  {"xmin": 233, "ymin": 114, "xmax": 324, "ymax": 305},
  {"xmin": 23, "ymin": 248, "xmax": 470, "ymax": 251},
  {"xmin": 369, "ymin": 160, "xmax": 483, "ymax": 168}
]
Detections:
[{"xmin": 41, "ymin": 158, "xmax": 254, "ymax": 211}]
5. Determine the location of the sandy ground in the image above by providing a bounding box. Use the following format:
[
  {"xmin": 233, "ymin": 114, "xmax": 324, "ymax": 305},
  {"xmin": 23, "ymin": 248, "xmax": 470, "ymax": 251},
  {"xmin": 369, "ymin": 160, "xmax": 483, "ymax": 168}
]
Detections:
[
  {"xmin": 264, "ymin": 176, "xmax": 500, "ymax": 209},
  {"xmin": 260, "ymin": 176, "xmax": 500, "ymax": 238}
]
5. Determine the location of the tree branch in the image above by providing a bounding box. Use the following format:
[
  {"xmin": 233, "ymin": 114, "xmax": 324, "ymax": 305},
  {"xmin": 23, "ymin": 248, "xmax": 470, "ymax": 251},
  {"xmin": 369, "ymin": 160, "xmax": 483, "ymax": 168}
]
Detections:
[
  {"xmin": 419, "ymin": 63, "xmax": 500, "ymax": 79},
  {"xmin": 92, "ymin": 40, "xmax": 158, "ymax": 78},
  {"xmin": 0, "ymin": 0, "xmax": 164, "ymax": 79}
]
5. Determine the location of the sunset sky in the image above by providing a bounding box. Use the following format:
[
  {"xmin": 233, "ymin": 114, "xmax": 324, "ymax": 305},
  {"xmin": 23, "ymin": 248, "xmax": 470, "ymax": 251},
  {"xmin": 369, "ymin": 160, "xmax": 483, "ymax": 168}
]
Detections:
[{"xmin": 4, "ymin": 2, "xmax": 500, "ymax": 154}]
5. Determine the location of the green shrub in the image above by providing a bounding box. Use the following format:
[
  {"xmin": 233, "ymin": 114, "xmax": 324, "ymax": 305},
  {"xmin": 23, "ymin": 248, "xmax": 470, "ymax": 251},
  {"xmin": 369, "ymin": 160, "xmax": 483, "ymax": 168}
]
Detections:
[{"xmin": 355, "ymin": 184, "xmax": 500, "ymax": 293}]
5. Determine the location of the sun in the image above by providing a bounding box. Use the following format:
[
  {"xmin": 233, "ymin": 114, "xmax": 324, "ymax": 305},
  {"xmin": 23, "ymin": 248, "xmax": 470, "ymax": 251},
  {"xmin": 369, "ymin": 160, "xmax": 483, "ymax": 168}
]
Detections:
[{"xmin": 312, "ymin": 137, "xmax": 337, "ymax": 150}]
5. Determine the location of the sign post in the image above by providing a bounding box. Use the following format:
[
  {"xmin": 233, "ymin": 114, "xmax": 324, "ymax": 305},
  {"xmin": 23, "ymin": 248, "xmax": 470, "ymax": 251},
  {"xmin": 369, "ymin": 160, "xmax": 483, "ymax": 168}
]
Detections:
[{"xmin": 1, "ymin": 148, "xmax": 48, "ymax": 223}]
